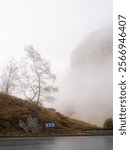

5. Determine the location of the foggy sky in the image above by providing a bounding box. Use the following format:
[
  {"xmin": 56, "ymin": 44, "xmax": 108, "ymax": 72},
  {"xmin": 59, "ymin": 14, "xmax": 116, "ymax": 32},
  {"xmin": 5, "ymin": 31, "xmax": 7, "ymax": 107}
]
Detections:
[{"xmin": 0, "ymin": 0, "xmax": 112, "ymax": 75}]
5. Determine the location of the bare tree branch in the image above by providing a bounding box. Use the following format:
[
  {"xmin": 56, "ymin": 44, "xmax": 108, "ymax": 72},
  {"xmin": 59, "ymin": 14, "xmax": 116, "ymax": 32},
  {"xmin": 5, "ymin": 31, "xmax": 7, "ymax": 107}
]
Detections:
[
  {"xmin": 19, "ymin": 46, "xmax": 58, "ymax": 103},
  {"xmin": 0, "ymin": 58, "xmax": 18, "ymax": 95}
]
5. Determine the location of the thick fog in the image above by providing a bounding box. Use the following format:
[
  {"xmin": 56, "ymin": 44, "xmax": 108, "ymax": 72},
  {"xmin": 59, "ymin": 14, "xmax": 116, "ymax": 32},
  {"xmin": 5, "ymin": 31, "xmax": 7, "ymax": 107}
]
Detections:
[
  {"xmin": 54, "ymin": 25, "xmax": 113, "ymax": 126},
  {"xmin": 0, "ymin": 0, "xmax": 112, "ymax": 126}
]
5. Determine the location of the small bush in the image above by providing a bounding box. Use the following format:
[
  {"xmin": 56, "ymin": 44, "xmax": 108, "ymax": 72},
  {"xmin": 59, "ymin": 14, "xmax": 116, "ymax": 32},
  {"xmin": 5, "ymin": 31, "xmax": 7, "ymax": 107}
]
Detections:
[{"xmin": 103, "ymin": 118, "xmax": 113, "ymax": 129}]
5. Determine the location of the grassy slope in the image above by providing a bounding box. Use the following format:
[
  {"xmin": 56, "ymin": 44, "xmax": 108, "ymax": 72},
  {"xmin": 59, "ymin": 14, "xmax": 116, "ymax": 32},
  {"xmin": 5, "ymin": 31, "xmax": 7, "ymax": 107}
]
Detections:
[{"xmin": 0, "ymin": 93, "xmax": 97, "ymax": 136}]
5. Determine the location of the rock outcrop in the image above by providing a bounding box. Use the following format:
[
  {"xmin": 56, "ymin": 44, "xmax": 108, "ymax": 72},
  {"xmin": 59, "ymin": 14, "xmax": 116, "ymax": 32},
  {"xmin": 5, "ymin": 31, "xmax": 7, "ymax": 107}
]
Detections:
[
  {"xmin": 0, "ymin": 121, "xmax": 11, "ymax": 128},
  {"xmin": 26, "ymin": 115, "xmax": 42, "ymax": 133},
  {"xmin": 19, "ymin": 120, "xmax": 30, "ymax": 135},
  {"xmin": 19, "ymin": 115, "xmax": 43, "ymax": 134}
]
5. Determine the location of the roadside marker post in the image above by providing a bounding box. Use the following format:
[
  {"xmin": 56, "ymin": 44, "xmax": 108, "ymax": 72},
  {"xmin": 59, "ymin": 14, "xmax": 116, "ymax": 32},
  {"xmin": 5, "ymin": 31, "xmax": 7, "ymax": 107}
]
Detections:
[{"xmin": 44, "ymin": 122, "xmax": 55, "ymax": 135}]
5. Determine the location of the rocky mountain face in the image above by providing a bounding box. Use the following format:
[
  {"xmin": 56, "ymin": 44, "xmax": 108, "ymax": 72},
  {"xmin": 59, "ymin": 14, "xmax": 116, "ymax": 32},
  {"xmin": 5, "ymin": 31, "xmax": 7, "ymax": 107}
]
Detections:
[
  {"xmin": 71, "ymin": 26, "xmax": 112, "ymax": 66},
  {"xmin": 58, "ymin": 25, "xmax": 113, "ymax": 126}
]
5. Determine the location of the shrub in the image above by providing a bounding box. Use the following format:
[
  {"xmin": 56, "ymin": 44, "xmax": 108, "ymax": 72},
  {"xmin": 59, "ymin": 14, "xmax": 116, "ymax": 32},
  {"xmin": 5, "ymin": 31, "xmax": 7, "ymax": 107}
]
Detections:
[{"xmin": 103, "ymin": 118, "xmax": 113, "ymax": 129}]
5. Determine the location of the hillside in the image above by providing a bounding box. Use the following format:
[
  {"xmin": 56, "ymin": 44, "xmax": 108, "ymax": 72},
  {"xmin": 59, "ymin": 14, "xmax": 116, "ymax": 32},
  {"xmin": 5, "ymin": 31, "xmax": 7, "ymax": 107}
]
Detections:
[{"xmin": 0, "ymin": 93, "xmax": 97, "ymax": 136}]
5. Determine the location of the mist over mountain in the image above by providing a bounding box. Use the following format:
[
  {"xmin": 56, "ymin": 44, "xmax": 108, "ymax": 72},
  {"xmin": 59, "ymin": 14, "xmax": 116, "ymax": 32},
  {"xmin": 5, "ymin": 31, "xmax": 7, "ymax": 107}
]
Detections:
[
  {"xmin": 71, "ymin": 25, "xmax": 112, "ymax": 66},
  {"xmin": 56, "ymin": 25, "xmax": 113, "ymax": 126}
]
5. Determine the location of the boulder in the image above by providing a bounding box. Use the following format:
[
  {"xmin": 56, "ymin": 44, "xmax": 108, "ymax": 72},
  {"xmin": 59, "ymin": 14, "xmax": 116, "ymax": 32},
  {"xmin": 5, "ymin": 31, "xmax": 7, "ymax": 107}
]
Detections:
[
  {"xmin": 26, "ymin": 115, "xmax": 43, "ymax": 133},
  {"xmin": 19, "ymin": 120, "xmax": 30, "ymax": 135},
  {"xmin": 0, "ymin": 121, "xmax": 11, "ymax": 128}
]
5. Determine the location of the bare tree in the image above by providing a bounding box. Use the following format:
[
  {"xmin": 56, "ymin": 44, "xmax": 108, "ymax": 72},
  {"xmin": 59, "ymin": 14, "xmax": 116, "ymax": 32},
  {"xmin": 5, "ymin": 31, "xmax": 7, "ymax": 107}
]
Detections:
[
  {"xmin": 66, "ymin": 110, "xmax": 77, "ymax": 118},
  {"xmin": 18, "ymin": 46, "xmax": 58, "ymax": 103},
  {"xmin": 0, "ymin": 58, "xmax": 18, "ymax": 94}
]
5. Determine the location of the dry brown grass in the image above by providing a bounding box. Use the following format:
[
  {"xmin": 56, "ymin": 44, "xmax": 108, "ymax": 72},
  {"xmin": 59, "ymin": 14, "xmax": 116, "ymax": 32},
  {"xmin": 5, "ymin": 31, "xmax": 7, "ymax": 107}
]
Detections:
[{"xmin": 0, "ymin": 92, "xmax": 98, "ymax": 136}]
